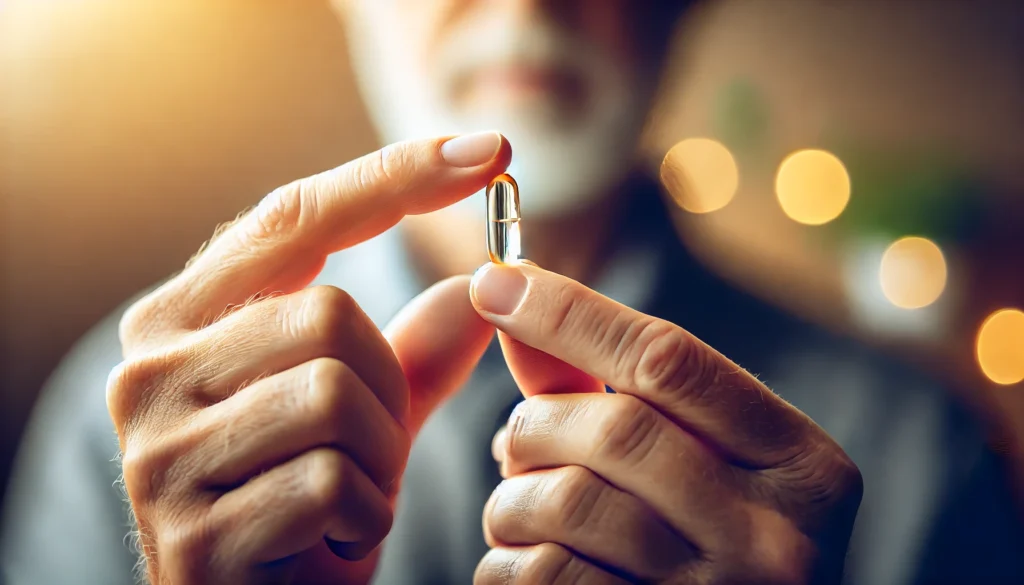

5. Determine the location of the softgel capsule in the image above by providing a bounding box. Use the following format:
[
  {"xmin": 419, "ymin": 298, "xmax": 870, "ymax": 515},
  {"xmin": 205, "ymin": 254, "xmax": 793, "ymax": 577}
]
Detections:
[{"xmin": 485, "ymin": 173, "xmax": 521, "ymax": 264}]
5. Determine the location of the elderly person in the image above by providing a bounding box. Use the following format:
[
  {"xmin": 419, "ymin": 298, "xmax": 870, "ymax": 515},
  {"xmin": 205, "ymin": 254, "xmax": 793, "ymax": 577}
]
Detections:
[{"xmin": 3, "ymin": 1, "xmax": 1021, "ymax": 584}]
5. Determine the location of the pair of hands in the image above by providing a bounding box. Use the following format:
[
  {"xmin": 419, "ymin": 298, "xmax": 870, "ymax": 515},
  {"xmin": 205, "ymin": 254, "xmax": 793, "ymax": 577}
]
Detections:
[{"xmin": 108, "ymin": 132, "xmax": 862, "ymax": 585}]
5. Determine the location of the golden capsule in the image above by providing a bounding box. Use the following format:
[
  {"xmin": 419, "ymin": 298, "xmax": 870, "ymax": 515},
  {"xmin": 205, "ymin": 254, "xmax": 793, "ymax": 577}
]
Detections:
[{"xmin": 486, "ymin": 173, "xmax": 521, "ymax": 264}]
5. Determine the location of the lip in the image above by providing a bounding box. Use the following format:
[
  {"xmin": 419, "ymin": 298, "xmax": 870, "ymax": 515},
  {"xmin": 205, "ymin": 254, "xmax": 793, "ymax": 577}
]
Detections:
[
  {"xmin": 474, "ymin": 64, "xmax": 563, "ymax": 89},
  {"xmin": 467, "ymin": 63, "xmax": 580, "ymax": 100}
]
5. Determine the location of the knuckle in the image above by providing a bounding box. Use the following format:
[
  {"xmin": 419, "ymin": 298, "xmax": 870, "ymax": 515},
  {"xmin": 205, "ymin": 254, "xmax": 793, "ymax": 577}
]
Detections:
[
  {"xmin": 475, "ymin": 549, "xmax": 519, "ymax": 585},
  {"xmin": 545, "ymin": 283, "xmax": 590, "ymax": 340},
  {"xmin": 377, "ymin": 143, "xmax": 407, "ymax": 187},
  {"xmin": 306, "ymin": 357, "xmax": 354, "ymax": 417},
  {"xmin": 107, "ymin": 356, "xmax": 158, "ymax": 403},
  {"xmin": 253, "ymin": 180, "xmax": 305, "ymax": 238},
  {"xmin": 391, "ymin": 427, "xmax": 414, "ymax": 478},
  {"xmin": 118, "ymin": 297, "xmax": 156, "ymax": 347},
  {"xmin": 547, "ymin": 467, "xmax": 604, "ymax": 534},
  {"xmin": 120, "ymin": 431, "xmax": 191, "ymax": 506},
  {"xmin": 377, "ymin": 423, "xmax": 412, "ymax": 493},
  {"xmin": 105, "ymin": 352, "xmax": 177, "ymax": 431},
  {"xmin": 351, "ymin": 144, "xmax": 395, "ymax": 195},
  {"xmin": 294, "ymin": 285, "xmax": 355, "ymax": 342},
  {"xmin": 486, "ymin": 478, "xmax": 536, "ymax": 539},
  {"xmin": 159, "ymin": 515, "xmax": 216, "ymax": 568},
  {"xmin": 504, "ymin": 404, "xmax": 530, "ymax": 459},
  {"xmin": 841, "ymin": 455, "xmax": 864, "ymax": 498},
  {"xmin": 120, "ymin": 447, "xmax": 157, "ymax": 505},
  {"xmin": 363, "ymin": 504, "xmax": 396, "ymax": 555},
  {"xmin": 766, "ymin": 440, "xmax": 864, "ymax": 520},
  {"xmin": 522, "ymin": 543, "xmax": 579, "ymax": 585},
  {"xmin": 544, "ymin": 285, "xmax": 635, "ymax": 368},
  {"xmin": 105, "ymin": 361, "xmax": 138, "ymax": 428},
  {"xmin": 592, "ymin": 395, "xmax": 662, "ymax": 467},
  {"xmin": 631, "ymin": 320, "xmax": 713, "ymax": 399},
  {"xmin": 828, "ymin": 450, "xmax": 864, "ymax": 506},
  {"xmin": 750, "ymin": 518, "xmax": 814, "ymax": 585},
  {"xmin": 366, "ymin": 141, "xmax": 415, "ymax": 194},
  {"xmin": 304, "ymin": 448, "xmax": 350, "ymax": 509}
]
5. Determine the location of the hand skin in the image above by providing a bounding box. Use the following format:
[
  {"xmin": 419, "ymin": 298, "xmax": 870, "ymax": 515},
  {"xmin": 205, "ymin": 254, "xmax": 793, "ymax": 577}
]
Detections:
[
  {"xmin": 106, "ymin": 132, "xmax": 510, "ymax": 585},
  {"xmin": 470, "ymin": 262, "xmax": 864, "ymax": 585}
]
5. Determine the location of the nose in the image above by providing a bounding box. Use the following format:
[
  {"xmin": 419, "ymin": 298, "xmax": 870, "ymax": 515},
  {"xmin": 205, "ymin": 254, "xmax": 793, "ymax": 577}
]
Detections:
[
  {"xmin": 497, "ymin": 0, "xmax": 543, "ymax": 10},
  {"xmin": 487, "ymin": 0, "xmax": 573, "ymax": 24}
]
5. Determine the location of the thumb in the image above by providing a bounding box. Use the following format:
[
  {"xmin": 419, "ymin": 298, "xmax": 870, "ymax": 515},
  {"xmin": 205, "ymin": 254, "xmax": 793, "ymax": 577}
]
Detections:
[
  {"xmin": 383, "ymin": 276, "xmax": 495, "ymax": 439},
  {"xmin": 471, "ymin": 261, "xmax": 604, "ymax": 397}
]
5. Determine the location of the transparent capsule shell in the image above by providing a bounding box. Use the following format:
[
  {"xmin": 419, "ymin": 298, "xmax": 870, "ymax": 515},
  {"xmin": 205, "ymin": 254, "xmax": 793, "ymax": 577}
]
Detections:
[{"xmin": 486, "ymin": 173, "xmax": 521, "ymax": 264}]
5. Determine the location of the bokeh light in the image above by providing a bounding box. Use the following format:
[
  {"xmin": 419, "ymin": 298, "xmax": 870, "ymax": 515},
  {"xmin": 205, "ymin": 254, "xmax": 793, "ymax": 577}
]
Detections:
[
  {"xmin": 660, "ymin": 138, "xmax": 739, "ymax": 214},
  {"xmin": 976, "ymin": 309, "xmax": 1024, "ymax": 385},
  {"xmin": 878, "ymin": 236, "xmax": 948, "ymax": 309},
  {"xmin": 775, "ymin": 149, "xmax": 851, "ymax": 225}
]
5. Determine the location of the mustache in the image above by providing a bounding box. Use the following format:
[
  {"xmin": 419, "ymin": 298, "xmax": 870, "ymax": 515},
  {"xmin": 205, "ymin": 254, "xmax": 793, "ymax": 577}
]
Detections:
[{"xmin": 434, "ymin": 19, "xmax": 610, "ymax": 89}]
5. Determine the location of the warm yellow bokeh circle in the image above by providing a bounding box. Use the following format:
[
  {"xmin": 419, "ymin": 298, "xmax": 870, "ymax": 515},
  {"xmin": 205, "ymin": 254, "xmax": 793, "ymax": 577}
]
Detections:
[
  {"xmin": 660, "ymin": 138, "xmax": 739, "ymax": 214},
  {"xmin": 775, "ymin": 149, "xmax": 851, "ymax": 225},
  {"xmin": 879, "ymin": 237, "xmax": 948, "ymax": 309},
  {"xmin": 976, "ymin": 309, "xmax": 1024, "ymax": 385}
]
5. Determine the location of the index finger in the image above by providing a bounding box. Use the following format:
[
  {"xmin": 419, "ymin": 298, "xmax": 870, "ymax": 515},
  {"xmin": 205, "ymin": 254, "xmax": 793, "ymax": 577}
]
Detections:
[
  {"xmin": 470, "ymin": 262, "xmax": 821, "ymax": 469},
  {"xmin": 128, "ymin": 132, "xmax": 511, "ymax": 341}
]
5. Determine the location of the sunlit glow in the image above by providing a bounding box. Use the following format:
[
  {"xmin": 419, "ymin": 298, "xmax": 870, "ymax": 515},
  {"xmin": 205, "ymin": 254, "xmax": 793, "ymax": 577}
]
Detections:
[
  {"xmin": 878, "ymin": 237, "xmax": 948, "ymax": 309},
  {"xmin": 976, "ymin": 309, "xmax": 1024, "ymax": 385},
  {"xmin": 660, "ymin": 138, "xmax": 739, "ymax": 214},
  {"xmin": 775, "ymin": 149, "xmax": 850, "ymax": 225}
]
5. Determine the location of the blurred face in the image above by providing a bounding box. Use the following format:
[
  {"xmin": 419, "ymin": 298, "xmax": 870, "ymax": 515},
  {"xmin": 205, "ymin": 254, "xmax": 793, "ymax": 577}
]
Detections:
[{"xmin": 335, "ymin": 0, "xmax": 676, "ymax": 219}]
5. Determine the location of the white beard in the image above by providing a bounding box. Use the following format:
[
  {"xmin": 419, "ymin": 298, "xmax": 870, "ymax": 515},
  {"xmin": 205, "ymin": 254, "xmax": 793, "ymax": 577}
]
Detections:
[{"xmin": 341, "ymin": 4, "xmax": 654, "ymax": 222}]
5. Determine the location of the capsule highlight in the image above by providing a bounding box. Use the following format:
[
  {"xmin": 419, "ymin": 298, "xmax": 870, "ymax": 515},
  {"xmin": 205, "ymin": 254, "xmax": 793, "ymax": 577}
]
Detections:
[{"xmin": 486, "ymin": 174, "xmax": 521, "ymax": 264}]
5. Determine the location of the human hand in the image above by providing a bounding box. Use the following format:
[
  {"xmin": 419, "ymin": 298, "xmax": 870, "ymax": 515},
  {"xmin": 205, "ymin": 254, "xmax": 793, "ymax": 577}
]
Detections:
[
  {"xmin": 470, "ymin": 262, "xmax": 863, "ymax": 585},
  {"xmin": 107, "ymin": 132, "xmax": 510, "ymax": 584}
]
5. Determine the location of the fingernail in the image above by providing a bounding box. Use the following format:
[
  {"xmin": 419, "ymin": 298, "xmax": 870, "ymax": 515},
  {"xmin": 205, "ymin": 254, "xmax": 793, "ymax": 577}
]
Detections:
[
  {"xmin": 471, "ymin": 263, "xmax": 528, "ymax": 316},
  {"xmin": 440, "ymin": 131, "xmax": 501, "ymax": 167}
]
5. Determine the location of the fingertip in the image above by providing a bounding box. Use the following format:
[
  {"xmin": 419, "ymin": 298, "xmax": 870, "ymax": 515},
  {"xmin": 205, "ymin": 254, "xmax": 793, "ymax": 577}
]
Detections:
[
  {"xmin": 398, "ymin": 133, "xmax": 513, "ymax": 215},
  {"xmin": 384, "ymin": 275, "xmax": 479, "ymax": 338},
  {"xmin": 440, "ymin": 131, "xmax": 503, "ymax": 168},
  {"xmin": 434, "ymin": 131, "xmax": 511, "ymax": 168},
  {"xmin": 470, "ymin": 263, "xmax": 529, "ymax": 317},
  {"xmin": 497, "ymin": 133, "xmax": 513, "ymax": 167},
  {"xmin": 385, "ymin": 275, "xmax": 497, "ymax": 438}
]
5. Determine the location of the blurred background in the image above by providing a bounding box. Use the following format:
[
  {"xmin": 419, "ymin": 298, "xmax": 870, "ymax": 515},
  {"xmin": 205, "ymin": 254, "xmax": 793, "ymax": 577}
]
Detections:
[{"xmin": 0, "ymin": 0, "xmax": 1022, "ymax": 511}]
